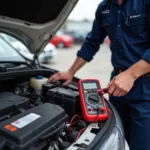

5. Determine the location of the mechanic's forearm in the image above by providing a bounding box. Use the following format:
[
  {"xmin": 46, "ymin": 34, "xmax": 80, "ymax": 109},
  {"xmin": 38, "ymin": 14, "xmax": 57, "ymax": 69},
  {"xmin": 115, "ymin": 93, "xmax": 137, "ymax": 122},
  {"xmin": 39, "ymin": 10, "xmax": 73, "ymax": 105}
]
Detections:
[
  {"xmin": 125, "ymin": 59, "xmax": 150, "ymax": 79},
  {"xmin": 68, "ymin": 57, "xmax": 87, "ymax": 75}
]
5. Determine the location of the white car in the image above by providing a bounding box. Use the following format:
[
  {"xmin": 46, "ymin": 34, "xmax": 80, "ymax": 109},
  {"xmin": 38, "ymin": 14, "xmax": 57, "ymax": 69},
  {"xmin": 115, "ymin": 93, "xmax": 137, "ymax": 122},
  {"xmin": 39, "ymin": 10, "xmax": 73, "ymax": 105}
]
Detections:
[{"xmin": 0, "ymin": 33, "xmax": 57, "ymax": 63}]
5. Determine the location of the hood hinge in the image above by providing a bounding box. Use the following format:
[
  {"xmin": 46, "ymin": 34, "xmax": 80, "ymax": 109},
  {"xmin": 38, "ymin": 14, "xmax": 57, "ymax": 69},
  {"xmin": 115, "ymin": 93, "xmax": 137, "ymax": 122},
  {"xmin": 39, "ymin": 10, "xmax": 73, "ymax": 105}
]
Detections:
[{"xmin": 33, "ymin": 54, "xmax": 41, "ymax": 69}]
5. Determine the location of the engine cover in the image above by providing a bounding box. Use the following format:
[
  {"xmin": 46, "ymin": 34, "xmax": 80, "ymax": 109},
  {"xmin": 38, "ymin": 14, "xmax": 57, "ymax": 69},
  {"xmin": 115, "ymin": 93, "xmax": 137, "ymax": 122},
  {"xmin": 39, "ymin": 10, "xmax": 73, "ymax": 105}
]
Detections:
[
  {"xmin": 0, "ymin": 92, "xmax": 30, "ymax": 118},
  {"xmin": 0, "ymin": 103, "xmax": 68, "ymax": 150}
]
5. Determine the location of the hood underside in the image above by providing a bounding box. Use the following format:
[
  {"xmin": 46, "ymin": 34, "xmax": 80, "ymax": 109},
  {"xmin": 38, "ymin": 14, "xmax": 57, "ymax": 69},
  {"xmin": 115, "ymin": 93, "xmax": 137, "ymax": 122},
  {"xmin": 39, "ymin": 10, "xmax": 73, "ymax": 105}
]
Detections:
[{"xmin": 0, "ymin": 0, "xmax": 78, "ymax": 55}]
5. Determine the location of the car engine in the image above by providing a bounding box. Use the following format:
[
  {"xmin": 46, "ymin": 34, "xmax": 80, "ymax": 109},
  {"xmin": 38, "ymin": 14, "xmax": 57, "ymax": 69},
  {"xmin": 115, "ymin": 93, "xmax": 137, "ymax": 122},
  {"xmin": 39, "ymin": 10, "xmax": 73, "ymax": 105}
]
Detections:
[{"xmin": 0, "ymin": 74, "xmax": 107, "ymax": 150}]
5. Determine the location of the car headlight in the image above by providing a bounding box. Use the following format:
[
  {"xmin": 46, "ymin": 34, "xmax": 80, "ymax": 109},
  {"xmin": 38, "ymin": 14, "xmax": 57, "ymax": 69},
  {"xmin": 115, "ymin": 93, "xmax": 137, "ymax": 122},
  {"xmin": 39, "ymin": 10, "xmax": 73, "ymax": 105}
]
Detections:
[{"xmin": 99, "ymin": 126, "xmax": 128, "ymax": 150}]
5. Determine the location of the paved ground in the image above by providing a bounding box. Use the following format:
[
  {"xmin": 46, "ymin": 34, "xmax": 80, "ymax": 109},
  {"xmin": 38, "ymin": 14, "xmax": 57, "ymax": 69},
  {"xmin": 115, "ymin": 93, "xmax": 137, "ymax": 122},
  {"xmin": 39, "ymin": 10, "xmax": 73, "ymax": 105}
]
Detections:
[{"xmin": 45, "ymin": 43, "xmax": 113, "ymax": 89}]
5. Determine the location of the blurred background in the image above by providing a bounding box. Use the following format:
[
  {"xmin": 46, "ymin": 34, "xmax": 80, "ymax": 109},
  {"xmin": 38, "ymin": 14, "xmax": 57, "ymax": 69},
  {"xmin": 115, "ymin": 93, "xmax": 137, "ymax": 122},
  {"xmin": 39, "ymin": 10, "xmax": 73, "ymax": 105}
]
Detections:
[
  {"xmin": 0, "ymin": 0, "xmax": 112, "ymax": 88},
  {"xmin": 48, "ymin": 0, "xmax": 112, "ymax": 88}
]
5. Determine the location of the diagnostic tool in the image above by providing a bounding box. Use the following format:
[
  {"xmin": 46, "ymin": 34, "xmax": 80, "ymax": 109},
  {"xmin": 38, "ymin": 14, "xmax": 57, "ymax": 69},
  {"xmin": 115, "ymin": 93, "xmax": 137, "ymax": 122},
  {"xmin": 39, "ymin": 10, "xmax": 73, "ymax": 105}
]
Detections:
[{"xmin": 78, "ymin": 79, "xmax": 108, "ymax": 122}]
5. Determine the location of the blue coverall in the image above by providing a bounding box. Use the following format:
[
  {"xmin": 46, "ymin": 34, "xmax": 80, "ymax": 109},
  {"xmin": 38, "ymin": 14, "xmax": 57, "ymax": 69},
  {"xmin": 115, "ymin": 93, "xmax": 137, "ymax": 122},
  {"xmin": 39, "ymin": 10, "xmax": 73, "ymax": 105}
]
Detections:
[{"xmin": 77, "ymin": 0, "xmax": 150, "ymax": 149}]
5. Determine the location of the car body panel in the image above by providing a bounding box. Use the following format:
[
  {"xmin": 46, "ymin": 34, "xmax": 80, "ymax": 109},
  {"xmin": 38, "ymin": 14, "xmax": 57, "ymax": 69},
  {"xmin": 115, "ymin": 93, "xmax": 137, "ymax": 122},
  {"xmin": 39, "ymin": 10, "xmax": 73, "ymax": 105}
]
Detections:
[{"xmin": 0, "ymin": 0, "xmax": 78, "ymax": 55}]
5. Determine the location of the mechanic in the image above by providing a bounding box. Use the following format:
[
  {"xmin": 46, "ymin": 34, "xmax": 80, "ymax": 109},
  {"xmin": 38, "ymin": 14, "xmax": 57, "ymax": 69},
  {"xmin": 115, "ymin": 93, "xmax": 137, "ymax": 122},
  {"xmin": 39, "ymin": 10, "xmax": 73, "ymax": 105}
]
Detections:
[{"xmin": 49, "ymin": 0, "xmax": 150, "ymax": 149}]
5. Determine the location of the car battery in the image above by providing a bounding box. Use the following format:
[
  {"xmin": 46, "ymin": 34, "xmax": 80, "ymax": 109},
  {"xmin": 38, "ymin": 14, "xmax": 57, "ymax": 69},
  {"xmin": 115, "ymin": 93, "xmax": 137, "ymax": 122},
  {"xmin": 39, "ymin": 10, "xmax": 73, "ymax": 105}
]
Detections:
[
  {"xmin": 46, "ymin": 87, "xmax": 81, "ymax": 117},
  {"xmin": 42, "ymin": 83, "xmax": 57, "ymax": 99},
  {"xmin": 42, "ymin": 82, "xmax": 78, "ymax": 98},
  {"xmin": 0, "ymin": 103, "xmax": 68, "ymax": 150}
]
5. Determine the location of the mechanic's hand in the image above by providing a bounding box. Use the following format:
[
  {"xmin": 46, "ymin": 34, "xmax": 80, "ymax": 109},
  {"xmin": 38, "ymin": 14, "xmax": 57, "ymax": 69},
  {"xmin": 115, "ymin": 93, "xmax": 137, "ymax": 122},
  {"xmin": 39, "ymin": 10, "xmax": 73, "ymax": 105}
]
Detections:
[
  {"xmin": 107, "ymin": 71, "xmax": 136, "ymax": 97},
  {"xmin": 48, "ymin": 71, "xmax": 74, "ymax": 86}
]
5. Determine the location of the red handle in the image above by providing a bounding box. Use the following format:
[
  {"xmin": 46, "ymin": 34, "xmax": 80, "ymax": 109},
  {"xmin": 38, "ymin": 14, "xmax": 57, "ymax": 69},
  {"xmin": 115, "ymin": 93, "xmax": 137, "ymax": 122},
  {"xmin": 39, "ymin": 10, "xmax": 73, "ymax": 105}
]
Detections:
[
  {"xmin": 103, "ymin": 88, "xmax": 108, "ymax": 93},
  {"xmin": 97, "ymin": 88, "xmax": 108, "ymax": 94}
]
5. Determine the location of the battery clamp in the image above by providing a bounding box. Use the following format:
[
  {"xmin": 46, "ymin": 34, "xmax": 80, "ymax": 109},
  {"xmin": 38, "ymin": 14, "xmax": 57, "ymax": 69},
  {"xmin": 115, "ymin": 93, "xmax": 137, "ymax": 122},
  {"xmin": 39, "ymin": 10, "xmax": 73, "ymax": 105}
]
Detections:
[{"xmin": 78, "ymin": 79, "xmax": 108, "ymax": 122}]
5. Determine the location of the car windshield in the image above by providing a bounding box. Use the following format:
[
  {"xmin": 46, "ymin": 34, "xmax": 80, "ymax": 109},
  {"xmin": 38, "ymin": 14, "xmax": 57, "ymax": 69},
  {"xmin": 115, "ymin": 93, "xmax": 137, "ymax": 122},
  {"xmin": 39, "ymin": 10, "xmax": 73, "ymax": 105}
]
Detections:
[
  {"xmin": 0, "ymin": 37, "xmax": 24, "ymax": 61},
  {"xmin": 0, "ymin": 33, "xmax": 58, "ymax": 63},
  {"xmin": 0, "ymin": 33, "xmax": 16, "ymax": 42}
]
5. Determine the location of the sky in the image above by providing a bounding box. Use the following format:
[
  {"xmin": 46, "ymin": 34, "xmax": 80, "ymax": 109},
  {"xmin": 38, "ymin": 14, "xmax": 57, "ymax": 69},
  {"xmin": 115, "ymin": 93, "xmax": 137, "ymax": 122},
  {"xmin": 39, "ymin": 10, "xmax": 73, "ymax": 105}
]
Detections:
[{"xmin": 68, "ymin": 0, "xmax": 102, "ymax": 21}]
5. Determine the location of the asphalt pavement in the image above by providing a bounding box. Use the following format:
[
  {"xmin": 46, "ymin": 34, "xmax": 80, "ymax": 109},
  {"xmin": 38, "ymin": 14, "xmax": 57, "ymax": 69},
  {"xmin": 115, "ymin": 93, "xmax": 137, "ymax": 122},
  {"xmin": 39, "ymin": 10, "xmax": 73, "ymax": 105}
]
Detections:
[{"xmin": 46, "ymin": 43, "xmax": 113, "ymax": 89}]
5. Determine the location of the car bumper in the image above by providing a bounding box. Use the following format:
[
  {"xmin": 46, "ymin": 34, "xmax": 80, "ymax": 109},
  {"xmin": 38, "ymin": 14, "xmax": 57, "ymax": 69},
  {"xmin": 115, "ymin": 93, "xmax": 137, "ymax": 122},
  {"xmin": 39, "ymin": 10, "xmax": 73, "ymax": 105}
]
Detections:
[
  {"xmin": 98, "ymin": 125, "xmax": 129, "ymax": 150},
  {"xmin": 39, "ymin": 49, "xmax": 58, "ymax": 63},
  {"xmin": 125, "ymin": 140, "xmax": 130, "ymax": 150},
  {"xmin": 64, "ymin": 41, "xmax": 73, "ymax": 47},
  {"xmin": 99, "ymin": 102, "xmax": 129, "ymax": 150}
]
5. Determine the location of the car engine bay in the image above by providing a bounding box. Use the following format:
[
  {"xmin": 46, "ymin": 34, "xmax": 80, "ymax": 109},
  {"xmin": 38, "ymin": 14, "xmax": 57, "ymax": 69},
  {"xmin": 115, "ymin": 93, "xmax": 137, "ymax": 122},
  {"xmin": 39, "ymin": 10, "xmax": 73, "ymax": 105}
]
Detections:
[{"xmin": 0, "ymin": 71, "xmax": 111, "ymax": 150}]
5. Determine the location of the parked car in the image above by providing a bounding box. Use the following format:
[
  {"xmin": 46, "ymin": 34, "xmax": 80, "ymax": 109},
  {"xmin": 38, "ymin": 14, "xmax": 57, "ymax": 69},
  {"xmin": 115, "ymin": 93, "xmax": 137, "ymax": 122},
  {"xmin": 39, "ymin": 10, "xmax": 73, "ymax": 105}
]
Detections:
[
  {"xmin": 50, "ymin": 31, "xmax": 74, "ymax": 48},
  {"xmin": 0, "ymin": 1, "xmax": 129, "ymax": 150},
  {"xmin": 0, "ymin": 33, "xmax": 58, "ymax": 63},
  {"xmin": 63, "ymin": 30, "xmax": 87, "ymax": 44}
]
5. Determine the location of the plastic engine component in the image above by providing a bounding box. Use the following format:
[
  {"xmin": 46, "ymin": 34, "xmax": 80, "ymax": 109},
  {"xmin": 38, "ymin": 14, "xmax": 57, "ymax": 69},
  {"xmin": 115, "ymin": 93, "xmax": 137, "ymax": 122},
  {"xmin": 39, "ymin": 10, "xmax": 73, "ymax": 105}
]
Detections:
[
  {"xmin": 0, "ymin": 92, "xmax": 30, "ymax": 118},
  {"xmin": 46, "ymin": 87, "xmax": 80, "ymax": 117},
  {"xmin": 0, "ymin": 103, "xmax": 68, "ymax": 150}
]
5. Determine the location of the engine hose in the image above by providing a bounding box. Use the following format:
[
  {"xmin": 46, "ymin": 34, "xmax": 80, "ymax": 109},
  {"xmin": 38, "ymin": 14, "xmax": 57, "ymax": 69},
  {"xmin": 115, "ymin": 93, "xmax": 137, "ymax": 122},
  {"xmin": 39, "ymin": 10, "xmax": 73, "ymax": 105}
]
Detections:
[
  {"xmin": 40, "ymin": 124, "xmax": 67, "ymax": 140},
  {"xmin": 54, "ymin": 144, "xmax": 59, "ymax": 150},
  {"xmin": 48, "ymin": 145, "xmax": 54, "ymax": 150}
]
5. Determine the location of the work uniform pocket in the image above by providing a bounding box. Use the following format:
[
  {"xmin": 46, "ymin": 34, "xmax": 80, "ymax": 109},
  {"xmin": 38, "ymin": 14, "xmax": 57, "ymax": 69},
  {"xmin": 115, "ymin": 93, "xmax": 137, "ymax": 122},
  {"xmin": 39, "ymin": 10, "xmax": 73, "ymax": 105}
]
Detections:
[
  {"xmin": 101, "ymin": 14, "xmax": 113, "ymax": 27},
  {"xmin": 125, "ymin": 13, "xmax": 146, "ymax": 26},
  {"xmin": 100, "ymin": 14, "xmax": 114, "ymax": 40},
  {"xmin": 124, "ymin": 13, "xmax": 147, "ymax": 41}
]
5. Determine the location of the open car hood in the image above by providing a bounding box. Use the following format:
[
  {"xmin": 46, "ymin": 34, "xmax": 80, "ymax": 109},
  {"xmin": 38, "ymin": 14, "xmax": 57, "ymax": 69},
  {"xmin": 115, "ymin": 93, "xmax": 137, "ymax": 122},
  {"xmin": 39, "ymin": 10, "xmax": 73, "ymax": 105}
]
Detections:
[{"xmin": 0, "ymin": 0, "xmax": 78, "ymax": 55}]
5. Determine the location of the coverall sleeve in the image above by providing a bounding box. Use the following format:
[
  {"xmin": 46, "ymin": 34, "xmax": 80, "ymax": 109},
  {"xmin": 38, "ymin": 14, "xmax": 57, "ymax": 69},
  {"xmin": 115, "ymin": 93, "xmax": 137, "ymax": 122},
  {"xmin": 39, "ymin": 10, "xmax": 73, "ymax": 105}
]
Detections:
[
  {"xmin": 77, "ymin": 5, "xmax": 107, "ymax": 62},
  {"xmin": 141, "ymin": 1, "xmax": 150, "ymax": 63}
]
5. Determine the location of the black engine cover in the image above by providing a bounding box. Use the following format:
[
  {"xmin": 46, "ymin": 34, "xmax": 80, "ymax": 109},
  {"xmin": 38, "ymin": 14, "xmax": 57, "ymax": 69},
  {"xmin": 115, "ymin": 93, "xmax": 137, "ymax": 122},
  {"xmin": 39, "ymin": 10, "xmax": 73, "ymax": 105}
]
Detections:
[
  {"xmin": 0, "ymin": 103, "xmax": 68, "ymax": 150},
  {"xmin": 0, "ymin": 92, "xmax": 30, "ymax": 118}
]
